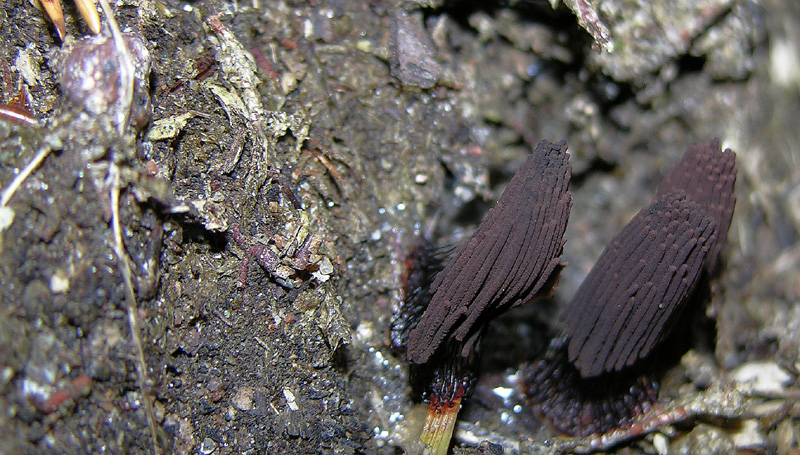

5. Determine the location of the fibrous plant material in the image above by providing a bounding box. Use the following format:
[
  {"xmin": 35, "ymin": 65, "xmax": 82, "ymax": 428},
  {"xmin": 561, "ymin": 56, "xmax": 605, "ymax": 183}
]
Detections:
[
  {"xmin": 407, "ymin": 140, "xmax": 573, "ymax": 366},
  {"xmin": 38, "ymin": 0, "xmax": 101, "ymax": 40},
  {"xmin": 400, "ymin": 140, "xmax": 572, "ymax": 454},
  {"xmin": 40, "ymin": 0, "xmax": 66, "ymax": 40},
  {"xmin": 565, "ymin": 191, "xmax": 718, "ymax": 378},
  {"xmin": 528, "ymin": 139, "xmax": 738, "ymax": 437}
]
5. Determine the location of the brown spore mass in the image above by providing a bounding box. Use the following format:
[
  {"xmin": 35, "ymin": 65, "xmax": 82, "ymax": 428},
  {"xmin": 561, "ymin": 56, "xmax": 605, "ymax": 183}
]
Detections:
[
  {"xmin": 657, "ymin": 138, "xmax": 737, "ymax": 273},
  {"xmin": 564, "ymin": 192, "xmax": 717, "ymax": 378},
  {"xmin": 525, "ymin": 337, "xmax": 659, "ymax": 437},
  {"xmin": 529, "ymin": 139, "xmax": 738, "ymax": 437},
  {"xmin": 407, "ymin": 140, "xmax": 573, "ymax": 366}
]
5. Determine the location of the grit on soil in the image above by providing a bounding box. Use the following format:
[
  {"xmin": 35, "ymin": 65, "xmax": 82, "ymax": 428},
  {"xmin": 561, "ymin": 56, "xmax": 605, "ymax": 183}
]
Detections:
[{"xmin": 1, "ymin": 0, "xmax": 799, "ymax": 454}]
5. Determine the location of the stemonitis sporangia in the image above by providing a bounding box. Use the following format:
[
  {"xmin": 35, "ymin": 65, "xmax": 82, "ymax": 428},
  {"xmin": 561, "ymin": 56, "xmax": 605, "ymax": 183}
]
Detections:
[
  {"xmin": 392, "ymin": 140, "xmax": 573, "ymax": 454},
  {"xmin": 392, "ymin": 138, "xmax": 737, "ymax": 451},
  {"xmin": 526, "ymin": 138, "xmax": 737, "ymax": 437}
]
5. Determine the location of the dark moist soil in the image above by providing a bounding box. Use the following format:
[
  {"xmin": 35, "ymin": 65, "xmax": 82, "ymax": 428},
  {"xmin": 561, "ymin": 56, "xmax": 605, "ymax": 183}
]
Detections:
[{"xmin": 2, "ymin": 0, "xmax": 799, "ymax": 454}]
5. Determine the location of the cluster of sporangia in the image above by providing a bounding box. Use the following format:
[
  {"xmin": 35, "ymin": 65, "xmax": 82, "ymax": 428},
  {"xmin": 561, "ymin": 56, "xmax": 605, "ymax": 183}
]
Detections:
[{"xmin": 390, "ymin": 139, "xmax": 737, "ymax": 454}]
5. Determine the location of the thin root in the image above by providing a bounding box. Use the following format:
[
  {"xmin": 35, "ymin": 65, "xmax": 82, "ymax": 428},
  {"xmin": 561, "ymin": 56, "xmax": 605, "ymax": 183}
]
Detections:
[
  {"xmin": 0, "ymin": 146, "xmax": 52, "ymax": 208},
  {"xmin": 109, "ymin": 164, "xmax": 161, "ymax": 455},
  {"xmin": 98, "ymin": 0, "xmax": 160, "ymax": 451}
]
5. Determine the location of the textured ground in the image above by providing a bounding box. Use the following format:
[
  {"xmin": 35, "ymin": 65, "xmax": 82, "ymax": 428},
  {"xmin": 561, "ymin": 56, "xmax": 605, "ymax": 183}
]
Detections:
[{"xmin": 1, "ymin": 0, "xmax": 799, "ymax": 454}]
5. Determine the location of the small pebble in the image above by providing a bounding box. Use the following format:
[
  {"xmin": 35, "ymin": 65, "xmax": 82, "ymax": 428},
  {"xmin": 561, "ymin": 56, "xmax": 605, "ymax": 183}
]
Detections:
[
  {"xmin": 232, "ymin": 387, "xmax": 254, "ymax": 411},
  {"xmin": 199, "ymin": 437, "xmax": 217, "ymax": 454}
]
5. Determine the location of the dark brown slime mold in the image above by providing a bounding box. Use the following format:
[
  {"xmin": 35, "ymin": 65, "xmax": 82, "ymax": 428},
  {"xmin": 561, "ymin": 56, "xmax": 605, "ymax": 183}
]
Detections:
[
  {"xmin": 526, "ymin": 139, "xmax": 737, "ymax": 438},
  {"xmin": 565, "ymin": 191, "xmax": 718, "ymax": 378},
  {"xmin": 395, "ymin": 140, "xmax": 573, "ymax": 454},
  {"xmin": 407, "ymin": 140, "xmax": 573, "ymax": 366},
  {"xmin": 656, "ymin": 138, "xmax": 737, "ymax": 273}
]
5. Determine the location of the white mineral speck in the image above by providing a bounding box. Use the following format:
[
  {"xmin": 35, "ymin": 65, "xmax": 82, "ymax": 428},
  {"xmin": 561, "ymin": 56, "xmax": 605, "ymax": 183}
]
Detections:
[
  {"xmin": 50, "ymin": 272, "xmax": 70, "ymax": 294},
  {"xmin": 732, "ymin": 361, "xmax": 792, "ymax": 395},
  {"xmin": 492, "ymin": 386, "xmax": 513, "ymax": 400},
  {"xmin": 356, "ymin": 321, "xmax": 374, "ymax": 342}
]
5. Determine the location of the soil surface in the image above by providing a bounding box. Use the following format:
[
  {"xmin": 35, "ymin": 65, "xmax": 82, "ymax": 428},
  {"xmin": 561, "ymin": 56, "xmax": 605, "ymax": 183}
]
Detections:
[{"xmin": 1, "ymin": 0, "xmax": 799, "ymax": 454}]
